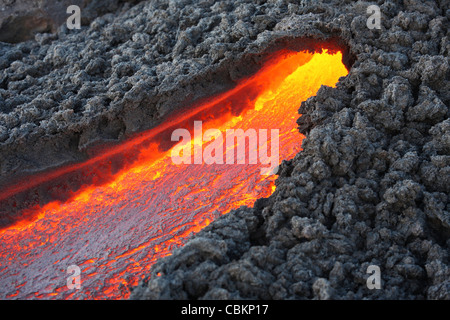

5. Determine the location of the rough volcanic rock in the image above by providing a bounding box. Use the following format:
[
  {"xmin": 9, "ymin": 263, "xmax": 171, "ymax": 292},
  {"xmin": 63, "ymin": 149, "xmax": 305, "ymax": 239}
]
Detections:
[
  {"xmin": 0, "ymin": 0, "xmax": 449, "ymax": 300},
  {"xmin": 0, "ymin": 0, "xmax": 142, "ymax": 43}
]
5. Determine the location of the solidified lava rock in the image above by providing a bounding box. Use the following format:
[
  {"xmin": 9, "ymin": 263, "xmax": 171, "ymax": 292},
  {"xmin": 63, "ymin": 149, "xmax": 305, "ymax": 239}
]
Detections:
[{"xmin": 0, "ymin": 0, "xmax": 449, "ymax": 299}]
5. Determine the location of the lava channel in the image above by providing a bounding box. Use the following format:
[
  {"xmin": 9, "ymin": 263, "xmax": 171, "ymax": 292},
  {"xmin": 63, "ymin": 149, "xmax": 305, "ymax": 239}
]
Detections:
[{"xmin": 0, "ymin": 49, "xmax": 348, "ymax": 299}]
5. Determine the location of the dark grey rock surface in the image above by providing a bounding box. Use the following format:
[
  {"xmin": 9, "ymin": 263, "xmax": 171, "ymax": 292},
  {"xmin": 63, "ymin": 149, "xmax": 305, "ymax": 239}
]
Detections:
[
  {"xmin": 0, "ymin": 0, "xmax": 448, "ymax": 299},
  {"xmin": 0, "ymin": 0, "xmax": 141, "ymax": 43}
]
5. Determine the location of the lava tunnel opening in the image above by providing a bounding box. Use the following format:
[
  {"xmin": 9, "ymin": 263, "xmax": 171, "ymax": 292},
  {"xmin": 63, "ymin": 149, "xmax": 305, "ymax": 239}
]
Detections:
[{"xmin": 0, "ymin": 39, "xmax": 352, "ymax": 299}]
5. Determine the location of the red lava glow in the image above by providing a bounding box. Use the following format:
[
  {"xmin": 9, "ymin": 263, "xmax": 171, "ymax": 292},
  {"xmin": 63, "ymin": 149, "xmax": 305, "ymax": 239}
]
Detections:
[{"xmin": 0, "ymin": 49, "xmax": 348, "ymax": 299}]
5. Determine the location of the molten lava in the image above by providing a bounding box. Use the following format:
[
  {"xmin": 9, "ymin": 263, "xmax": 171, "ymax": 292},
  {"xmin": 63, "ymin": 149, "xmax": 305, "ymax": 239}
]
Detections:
[{"xmin": 0, "ymin": 49, "xmax": 348, "ymax": 299}]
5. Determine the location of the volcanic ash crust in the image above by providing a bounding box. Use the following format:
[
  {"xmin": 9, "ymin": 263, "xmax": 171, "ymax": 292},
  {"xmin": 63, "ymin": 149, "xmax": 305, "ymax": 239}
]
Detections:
[{"xmin": 0, "ymin": 0, "xmax": 449, "ymax": 299}]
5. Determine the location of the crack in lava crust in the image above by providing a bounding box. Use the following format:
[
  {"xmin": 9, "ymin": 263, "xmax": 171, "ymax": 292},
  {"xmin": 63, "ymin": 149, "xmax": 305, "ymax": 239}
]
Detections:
[{"xmin": 0, "ymin": 50, "xmax": 348, "ymax": 299}]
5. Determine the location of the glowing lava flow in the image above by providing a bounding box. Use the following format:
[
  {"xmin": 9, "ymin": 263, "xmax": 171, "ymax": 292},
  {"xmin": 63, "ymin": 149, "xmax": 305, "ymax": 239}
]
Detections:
[{"xmin": 0, "ymin": 50, "xmax": 348, "ymax": 299}]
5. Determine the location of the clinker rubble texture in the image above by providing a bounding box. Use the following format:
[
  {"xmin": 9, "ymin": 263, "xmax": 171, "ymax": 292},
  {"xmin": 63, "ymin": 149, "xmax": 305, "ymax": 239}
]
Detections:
[{"xmin": 0, "ymin": 0, "xmax": 449, "ymax": 299}]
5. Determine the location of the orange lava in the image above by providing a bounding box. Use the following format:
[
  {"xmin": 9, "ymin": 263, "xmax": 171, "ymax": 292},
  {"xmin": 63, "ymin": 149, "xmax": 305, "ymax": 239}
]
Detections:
[{"xmin": 0, "ymin": 49, "xmax": 348, "ymax": 299}]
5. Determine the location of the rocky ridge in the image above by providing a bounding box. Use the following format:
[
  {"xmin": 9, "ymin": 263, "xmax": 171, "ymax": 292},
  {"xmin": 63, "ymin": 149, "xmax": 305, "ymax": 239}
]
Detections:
[{"xmin": 0, "ymin": 0, "xmax": 448, "ymax": 299}]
